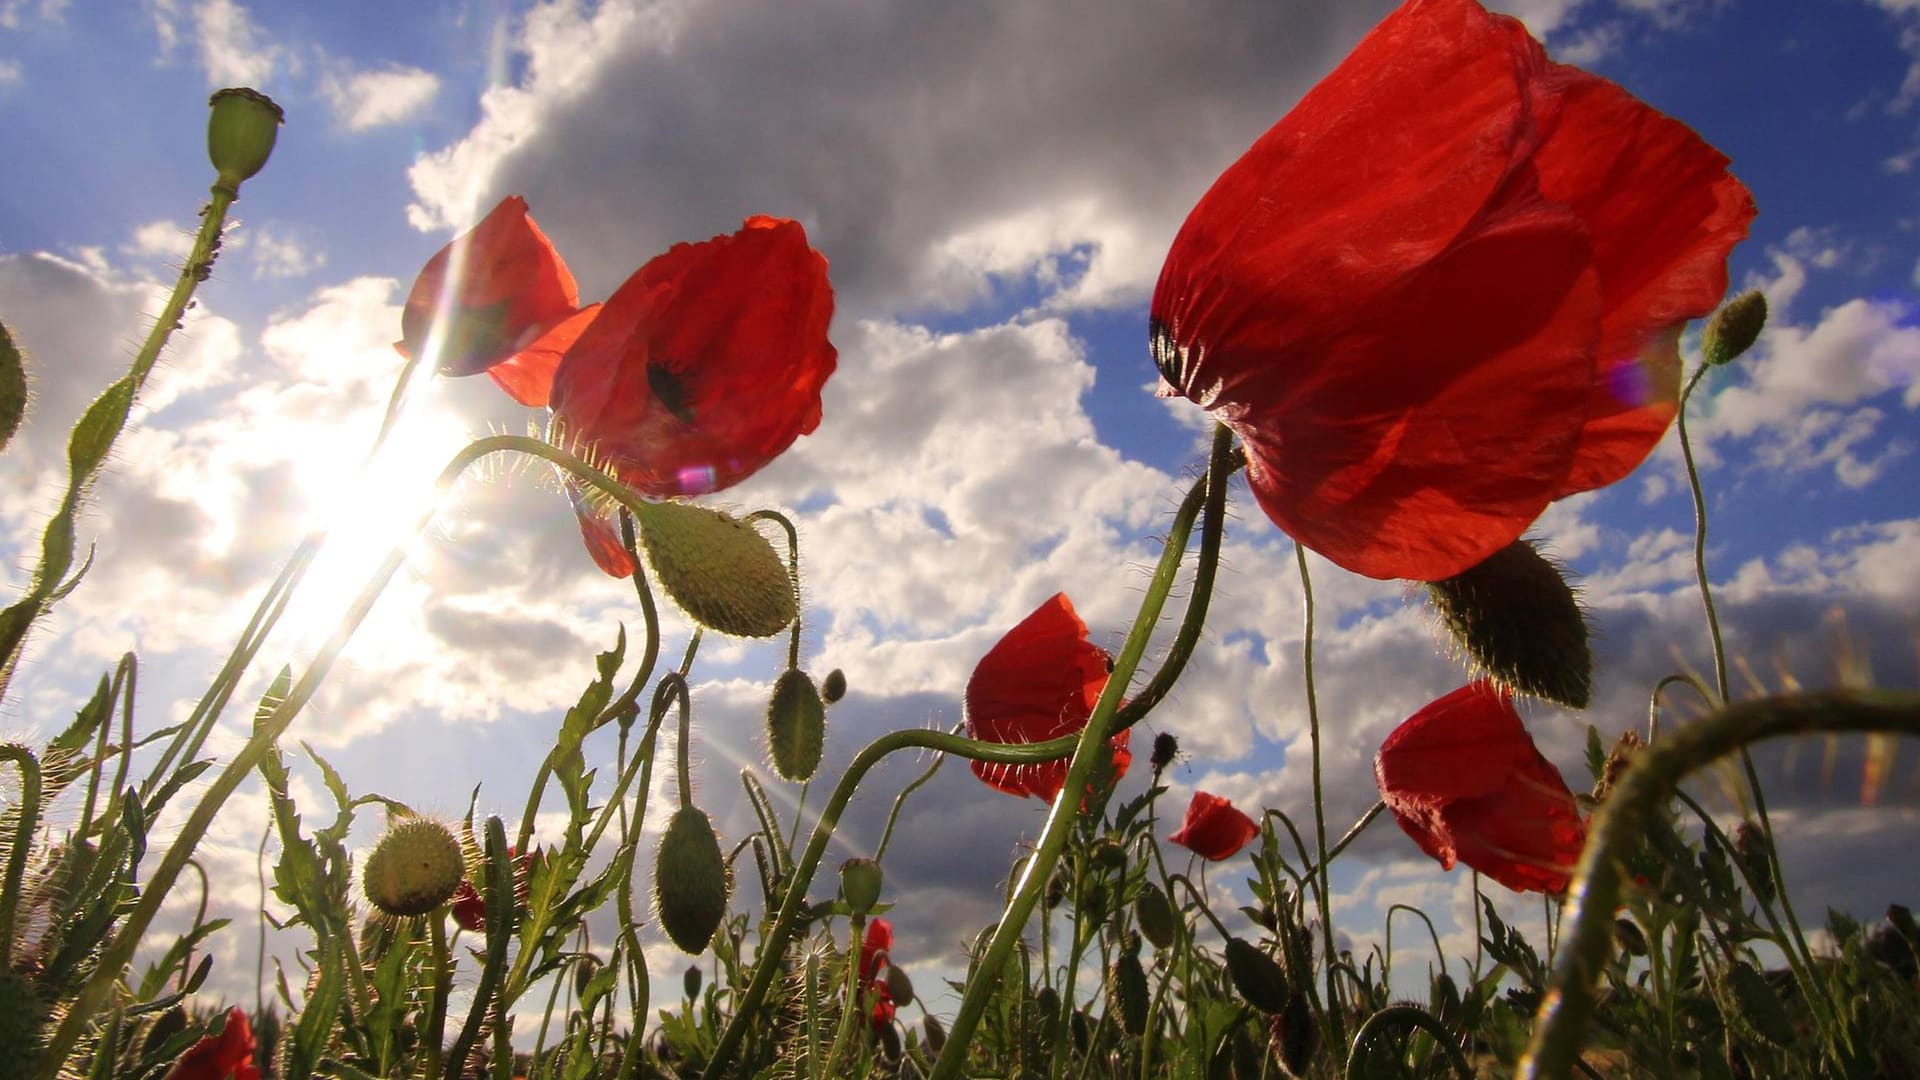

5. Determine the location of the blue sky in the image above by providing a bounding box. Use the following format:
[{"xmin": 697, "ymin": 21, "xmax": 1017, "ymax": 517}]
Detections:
[{"xmin": 3, "ymin": 0, "xmax": 1919, "ymax": 1028}]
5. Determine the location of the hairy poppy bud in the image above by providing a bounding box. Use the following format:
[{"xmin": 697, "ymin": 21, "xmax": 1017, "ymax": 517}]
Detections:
[
  {"xmin": 1424, "ymin": 539, "xmax": 1592, "ymax": 709},
  {"xmin": 1136, "ymin": 882, "xmax": 1177, "ymax": 951},
  {"xmin": 1224, "ymin": 937, "xmax": 1289, "ymax": 1014},
  {"xmin": 1108, "ymin": 953, "xmax": 1149, "ymax": 1036},
  {"xmin": 362, "ymin": 818, "xmax": 464, "ymax": 917},
  {"xmin": 1091, "ymin": 837, "xmax": 1127, "ymax": 870},
  {"xmin": 1733, "ymin": 820, "xmax": 1776, "ymax": 905},
  {"xmin": 0, "ymin": 322, "xmax": 25, "ymax": 453},
  {"xmin": 573, "ymin": 954, "xmax": 602, "ymax": 1000},
  {"xmin": 922, "ymin": 1013, "xmax": 946, "ymax": 1054},
  {"xmin": 654, "ymin": 807, "xmax": 730, "ymax": 953},
  {"xmin": 1275, "ymin": 991, "xmax": 1317, "ymax": 1077},
  {"xmin": 634, "ymin": 501, "xmax": 795, "ymax": 638},
  {"xmin": 884, "ymin": 964, "xmax": 915, "ymax": 1008},
  {"xmin": 767, "ymin": 669, "xmax": 826, "ymax": 782},
  {"xmin": 1614, "ymin": 917, "xmax": 1649, "ymax": 957},
  {"xmin": 1150, "ymin": 732, "xmax": 1179, "ymax": 772},
  {"xmin": 839, "ymin": 857, "xmax": 883, "ymax": 917},
  {"xmin": 206, "ymin": 87, "xmax": 283, "ymax": 192},
  {"xmin": 1703, "ymin": 289, "xmax": 1768, "ymax": 366},
  {"xmin": 821, "ymin": 668, "xmax": 848, "ymax": 704},
  {"xmin": 684, "ymin": 965, "xmax": 702, "ymax": 1000}
]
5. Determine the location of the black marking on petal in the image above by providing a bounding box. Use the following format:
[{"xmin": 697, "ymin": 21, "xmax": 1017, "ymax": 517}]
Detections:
[
  {"xmin": 649, "ymin": 361, "xmax": 697, "ymax": 426},
  {"xmin": 1149, "ymin": 318, "xmax": 1186, "ymax": 390}
]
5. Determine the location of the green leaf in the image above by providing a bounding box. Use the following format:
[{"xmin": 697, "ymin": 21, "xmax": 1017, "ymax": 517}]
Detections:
[
  {"xmin": 1727, "ymin": 960, "xmax": 1795, "ymax": 1046},
  {"xmin": 289, "ymin": 936, "xmax": 347, "ymax": 1080},
  {"xmin": 68, "ymin": 375, "xmax": 134, "ymax": 480}
]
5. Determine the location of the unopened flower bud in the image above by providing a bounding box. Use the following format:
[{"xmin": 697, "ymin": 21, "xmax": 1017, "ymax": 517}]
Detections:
[
  {"xmin": 1091, "ymin": 837, "xmax": 1127, "ymax": 870},
  {"xmin": 654, "ymin": 807, "xmax": 730, "ymax": 953},
  {"xmin": 1703, "ymin": 289, "xmax": 1767, "ymax": 366},
  {"xmin": 573, "ymin": 954, "xmax": 602, "ymax": 999},
  {"xmin": 1150, "ymin": 732, "xmax": 1179, "ymax": 772},
  {"xmin": 1224, "ymin": 937, "xmax": 1290, "ymax": 1014},
  {"xmin": 1593, "ymin": 729, "xmax": 1643, "ymax": 803},
  {"xmin": 362, "ymin": 817, "xmax": 464, "ymax": 917},
  {"xmin": 839, "ymin": 857, "xmax": 883, "ymax": 917},
  {"xmin": 821, "ymin": 668, "xmax": 847, "ymax": 704},
  {"xmin": 766, "ymin": 669, "xmax": 825, "ymax": 782},
  {"xmin": 1275, "ymin": 990, "xmax": 1317, "ymax": 1076},
  {"xmin": 206, "ymin": 88, "xmax": 283, "ymax": 192},
  {"xmin": 634, "ymin": 501, "xmax": 795, "ymax": 638},
  {"xmin": 1733, "ymin": 820, "xmax": 1776, "ymax": 904},
  {"xmin": 1135, "ymin": 882, "xmax": 1176, "ymax": 951},
  {"xmin": 0, "ymin": 322, "xmax": 26, "ymax": 453},
  {"xmin": 684, "ymin": 965, "xmax": 702, "ymax": 1000},
  {"xmin": 1108, "ymin": 953, "xmax": 1148, "ymax": 1036},
  {"xmin": 922, "ymin": 1013, "xmax": 946, "ymax": 1054},
  {"xmin": 1424, "ymin": 538, "xmax": 1592, "ymax": 709},
  {"xmin": 1615, "ymin": 917, "xmax": 1649, "ymax": 957},
  {"xmin": 883, "ymin": 963, "xmax": 914, "ymax": 1008}
]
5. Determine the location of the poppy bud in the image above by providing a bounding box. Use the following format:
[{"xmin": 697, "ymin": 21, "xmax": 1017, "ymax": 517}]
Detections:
[
  {"xmin": 1043, "ymin": 863, "xmax": 1067, "ymax": 910},
  {"xmin": 1614, "ymin": 917, "xmax": 1649, "ymax": 957},
  {"xmin": 1592, "ymin": 729, "xmax": 1643, "ymax": 803},
  {"xmin": 573, "ymin": 954, "xmax": 602, "ymax": 999},
  {"xmin": 1430, "ymin": 972, "xmax": 1461, "ymax": 1027},
  {"xmin": 1702, "ymin": 289, "xmax": 1768, "ymax": 366},
  {"xmin": 633, "ymin": 501, "xmax": 795, "ymax": 638},
  {"xmin": 1224, "ymin": 937, "xmax": 1290, "ymax": 1014},
  {"xmin": 821, "ymin": 668, "xmax": 848, "ymax": 704},
  {"xmin": 1274, "ymin": 991, "xmax": 1317, "ymax": 1077},
  {"xmin": 766, "ymin": 669, "xmax": 826, "ymax": 782},
  {"xmin": 1423, "ymin": 539, "xmax": 1592, "ymax": 709},
  {"xmin": 1136, "ymin": 882, "xmax": 1177, "ymax": 951},
  {"xmin": 839, "ymin": 857, "xmax": 883, "ymax": 917},
  {"xmin": 876, "ymin": 1019, "xmax": 902, "ymax": 1062},
  {"xmin": 0, "ymin": 322, "xmax": 25, "ymax": 453},
  {"xmin": 1091, "ymin": 837, "xmax": 1127, "ymax": 870},
  {"xmin": 1108, "ymin": 953, "xmax": 1148, "ymax": 1036},
  {"xmin": 1732, "ymin": 820, "xmax": 1776, "ymax": 904},
  {"xmin": 684, "ymin": 965, "xmax": 702, "ymax": 1000},
  {"xmin": 1230, "ymin": 1024, "xmax": 1261, "ymax": 1080},
  {"xmin": 362, "ymin": 817, "xmax": 464, "ymax": 917},
  {"xmin": 654, "ymin": 807, "xmax": 731, "ymax": 953},
  {"xmin": 1150, "ymin": 732, "xmax": 1179, "ymax": 772},
  {"xmin": 884, "ymin": 963, "xmax": 915, "ymax": 1008},
  {"xmin": 206, "ymin": 87, "xmax": 283, "ymax": 192},
  {"xmin": 922, "ymin": 1013, "xmax": 946, "ymax": 1054}
]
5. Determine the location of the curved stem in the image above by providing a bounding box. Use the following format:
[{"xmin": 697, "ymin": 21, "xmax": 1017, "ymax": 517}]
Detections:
[
  {"xmin": 1347, "ymin": 1004, "xmax": 1473, "ymax": 1080},
  {"xmin": 0, "ymin": 744, "xmax": 42, "ymax": 949},
  {"xmin": 1647, "ymin": 673, "xmax": 1717, "ymax": 743},
  {"xmin": 1520, "ymin": 689, "xmax": 1920, "ymax": 1079},
  {"xmin": 1294, "ymin": 543, "xmax": 1342, "ymax": 1051},
  {"xmin": 873, "ymin": 734, "xmax": 953, "ymax": 862},
  {"xmin": 930, "ymin": 424, "xmax": 1235, "ymax": 1080},
  {"xmin": 1166, "ymin": 874, "xmax": 1232, "ymax": 943},
  {"xmin": 1308, "ymin": 800, "xmax": 1386, "ymax": 880},
  {"xmin": 746, "ymin": 509, "xmax": 803, "ymax": 672},
  {"xmin": 179, "ymin": 858, "xmax": 210, "ymax": 990},
  {"xmin": 1384, "ymin": 903, "xmax": 1448, "ymax": 988}
]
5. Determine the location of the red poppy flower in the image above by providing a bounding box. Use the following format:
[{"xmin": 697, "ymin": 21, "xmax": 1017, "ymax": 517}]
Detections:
[
  {"xmin": 1150, "ymin": 0, "xmax": 1756, "ymax": 582},
  {"xmin": 396, "ymin": 196, "xmax": 600, "ymax": 406},
  {"xmin": 964, "ymin": 593, "xmax": 1132, "ymax": 803},
  {"xmin": 549, "ymin": 215, "xmax": 837, "ymax": 577},
  {"xmin": 450, "ymin": 846, "xmax": 538, "ymax": 933},
  {"xmin": 858, "ymin": 918, "xmax": 896, "ymax": 1029},
  {"xmin": 1374, "ymin": 681, "xmax": 1585, "ymax": 894},
  {"xmin": 167, "ymin": 1007, "xmax": 259, "ymax": 1080},
  {"xmin": 1169, "ymin": 791, "xmax": 1260, "ymax": 861}
]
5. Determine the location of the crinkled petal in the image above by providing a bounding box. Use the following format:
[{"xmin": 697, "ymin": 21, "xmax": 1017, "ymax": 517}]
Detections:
[
  {"xmin": 964, "ymin": 594, "xmax": 1127, "ymax": 802},
  {"xmin": 485, "ymin": 304, "xmax": 601, "ymax": 407},
  {"xmin": 1169, "ymin": 791, "xmax": 1261, "ymax": 861}
]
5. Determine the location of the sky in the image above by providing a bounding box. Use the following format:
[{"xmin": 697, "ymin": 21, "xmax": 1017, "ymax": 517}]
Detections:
[{"xmin": 3, "ymin": 0, "xmax": 1919, "ymax": 1036}]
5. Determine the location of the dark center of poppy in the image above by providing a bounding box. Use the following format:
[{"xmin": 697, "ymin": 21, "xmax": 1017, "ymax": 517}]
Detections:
[
  {"xmin": 648, "ymin": 362, "xmax": 698, "ymax": 426},
  {"xmin": 1148, "ymin": 318, "xmax": 1186, "ymax": 390}
]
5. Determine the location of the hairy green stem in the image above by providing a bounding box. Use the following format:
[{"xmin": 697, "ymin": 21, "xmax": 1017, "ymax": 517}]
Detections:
[
  {"xmin": 0, "ymin": 744, "xmax": 41, "ymax": 948},
  {"xmin": 1520, "ymin": 689, "xmax": 1920, "ymax": 1079},
  {"xmin": 1293, "ymin": 543, "xmax": 1343, "ymax": 1053}
]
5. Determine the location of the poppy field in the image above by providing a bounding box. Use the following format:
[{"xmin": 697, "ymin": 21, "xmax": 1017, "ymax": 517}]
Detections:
[{"xmin": 2, "ymin": 1, "xmax": 1918, "ymax": 1078}]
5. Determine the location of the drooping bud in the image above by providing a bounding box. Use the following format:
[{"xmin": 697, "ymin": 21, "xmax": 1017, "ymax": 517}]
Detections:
[
  {"xmin": 1614, "ymin": 917, "xmax": 1649, "ymax": 957},
  {"xmin": 1091, "ymin": 837, "xmax": 1127, "ymax": 871},
  {"xmin": 1703, "ymin": 289, "xmax": 1768, "ymax": 366},
  {"xmin": 633, "ymin": 501, "xmax": 795, "ymax": 638},
  {"xmin": 839, "ymin": 857, "xmax": 883, "ymax": 917},
  {"xmin": 1135, "ymin": 882, "xmax": 1176, "ymax": 951},
  {"xmin": 0, "ymin": 322, "xmax": 26, "ymax": 453},
  {"xmin": 1150, "ymin": 732, "xmax": 1179, "ymax": 772},
  {"xmin": 362, "ymin": 817, "xmax": 464, "ymax": 917},
  {"xmin": 821, "ymin": 668, "xmax": 848, "ymax": 705},
  {"xmin": 884, "ymin": 963, "xmax": 915, "ymax": 1008},
  {"xmin": 206, "ymin": 88, "xmax": 283, "ymax": 193},
  {"xmin": 1223, "ymin": 937, "xmax": 1290, "ymax": 1014},
  {"xmin": 1274, "ymin": 991, "xmax": 1317, "ymax": 1078},
  {"xmin": 654, "ymin": 807, "xmax": 731, "ymax": 953},
  {"xmin": 922, "ymin": 1014, "xmax": 946, "ymax": 1054},
  {"xmin": 1108, "ymin": 953, "xmax": 1148, "ymax": 1036},
  {"xmin": 684, "ymin": 965, "xmax": 702, "ymax": 1000},
  {"xmin": 1423, "ymin": 538, "xmax": 1592, "ymax": 709},
  {"xmin": 1732, "ymin": 820, "xmax": 1776, "ymax": 905},
  {"xmin": 573, "ymin": 954, "xmax": 602, "ymax": 999},
  {"xmin": 766, "ymin": 669, "xmax": 826, "ymax": 782}
]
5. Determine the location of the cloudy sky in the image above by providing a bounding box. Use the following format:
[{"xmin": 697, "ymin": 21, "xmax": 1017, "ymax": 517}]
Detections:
[{"xmin": 3, "ymin": 0, "xmax": 1919, "ymax": 1032}]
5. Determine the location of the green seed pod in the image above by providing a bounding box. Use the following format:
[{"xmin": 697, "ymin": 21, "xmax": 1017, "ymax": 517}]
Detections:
[
  {"xmin": 206, "ymin": 87, "xmax": 283, "ymax": 192},
  {"xmin": 1135, "ymin": 882, "xmax": 1177, "ymax": 951},
  {"xmin": 1703, "ymin": 289, "xmax": 1768, "ymax": 366},
  {"xmin": 839, "ymin": 857, "xmax": 883, "ymax": 917},
  {"xmin": 1108, "ymin": 953, "xmax": 1148, "ymax": 1037},
  {"xmin": 1423, "ymin": 538, "xmax": 1592, "ymax": 709},
  {"xmin": 1224, "ymin": 937, "xmax": 1290, "ymax": 1014},
  {"xmin": 884, "ymin": 963, "xmax": 915, "ymax": 1009},
  {"xmin": 654, "ymin": 807, "xmax": 731, "ymax": 953},
  {"xmin": 0, "ymin": 322, "xmax": 26, "ymax": 454},
  {"xmin": 821, "ymin": 668, "xmax": 848, "ymax": 704},
  {"xmin": 634, "ymin": 501, "xmax": 795, "ymax": 638},
  {"xmin": 684, "ymin": 965, "xmax": 702, "ymax": 1000},
  {"xmin": 767, "ymin": 669, "xmax": 826, "ymax": 781},
  {"xmin": 362, "ymin": 817, "xmax": 465, "ymax": 917}
]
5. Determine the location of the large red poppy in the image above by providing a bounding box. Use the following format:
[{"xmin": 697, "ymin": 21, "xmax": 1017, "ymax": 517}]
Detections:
[
  {"xmin": 964, "ymin": 593, "xmax": 1132, "ymax": 803},
  {"xmin": 1150, "ymin": 0, "xmax": 1756, "ymax": 582},
  {"xmin": 550, "ymin": 215, "xmax": 837, "ymax": 577},
  {"xmin": 1374, "ymin": 681, "xmax": 1585, "ymax": 895},
  {"xmin": 1169, "ymin": 790, "xmax": 1261, "ymax": 861},
  {"xmin": 167, "ymin": 1007, "xmax": 259, "ymax": 1080},
  {"xmin": 395, "ymin": 196, "xmax": 600, "ymax": 406}
]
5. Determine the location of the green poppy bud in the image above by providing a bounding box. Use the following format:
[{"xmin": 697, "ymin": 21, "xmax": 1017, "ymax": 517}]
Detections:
[
  {"xmin": 0, "ymin": 967, "xmax": 48, "ymax": 1068},
  {"xmin": 821, "ymin": 668, "xmax": 847, "ymax": 704},
  {"xmin": 1224, "ymin": 937, "xmax": 1289, "ymax": 1014},
  {"xmin": 206, "ymin": 87, "xmax": 283, "ymax": 193},
  {"xmin": 634, "ymin": 501, "xmax": 795, "ymax": 638},
  {"xmin": 883, "ymin": 963, "xmax": 914, "ymax": 1008},
  {"xmin": 1135, "ymin": 882, "xmax": 1177, "ymax": 950},
  {"xmin": 1703, "ymin": 289, "xmax": 1767, "ymax": 366},
  {"xmin": 362, "ymin": 817, "xmax": 464, "ymax": 917},
  {"xmin": 766, "ymin": 669, "xmax": 826, "ymax": 782},
  {"xmin": 1108, "ymin": 953, "xmax": 1148, "ymax": 1036},
  {"xmin": 654, "ymin": 807, "xmax": 731, "ymax": 953},
  {"xmin": 0, "ymin": 322, "xmax": 26, "ymax": 454},
  {"xmin": 839, "ymin": 857, "xmax": 883, "ymax": 917},
  {"xmin": 1276, "ymin": 991, "xmax": 1317, "ymax": 1076},
  {"xmin": 684, "ymin": 965, "xmax": 702, "ymax": 1000},
  {"xmin": 1423, "ymin": 538, "xmax": 1592, "ymax": 709}
]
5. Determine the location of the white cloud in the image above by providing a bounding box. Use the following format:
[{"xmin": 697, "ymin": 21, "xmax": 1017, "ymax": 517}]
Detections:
[
  {"xmin": 0, "ymin": 58, "xmax": 19, "ymax": 85},
  {"xmin": 322, "ymin": 62, "xmax": 440, "ymax": 131},
  {"xmin": 0, "ymin": 0, "xmax": 66, "ymax": 30},
  {"xmin": 240, "ymin": 224, "xmax": 324, "ymax": 279},
  {"xmin": 149, "ymin": 0, "xmax": 286, "ymax": 86},
  {"xmin": 125, "ymin": 219, "xmax": 196, "ymax": 262}
]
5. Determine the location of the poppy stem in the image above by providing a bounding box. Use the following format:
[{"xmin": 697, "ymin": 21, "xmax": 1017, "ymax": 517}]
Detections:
[
  {"xmin": 1348, "ymin": 1003, "xmax": 1474, "ymax": 1080},
  {"xmin": 929, "ymin": 424, "xmax": 1237, "ymax": 1080},
  {"xmin": 0, "ymin": 744, "xmax": 40, "ymax": 949},
  {"xmin": 1519, "ymin": 689, "xmax": 1920, "ymax": 1080},
  {"xmin": 1293, "ymin": 541, "xmax": 1344, "ymax": 1053},
  {"xmin": 745, "ymin": 509, "xmax": 804, "ymax": 671},
  {"xmin": 873, "ymin": 731, "xmax": 954, "ymax": 863}
]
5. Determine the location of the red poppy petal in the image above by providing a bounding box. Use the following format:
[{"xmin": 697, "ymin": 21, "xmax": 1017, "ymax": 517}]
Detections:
[
  {"xmin": 1444, "ymin": 769, "xmax": 1584, "ymax": 894},
  {"xmin": 485, "ymin": 303, "xmax": 601, "ymax": 407},
  {"xmin": 1529, "ymin": 69, "xmax": 1757, "ymax": 494},
  {"xmin": 963, "ymin": 594, "xmax": 1123, "ymax": 803},
  {"xmin": 549, "ymin": 216, "xmax": 836, "ymax": 498},
  {"xmin": 1374, "ymin": 683, "xmax": 1533, "ymax": 804},
  {"xmin": 568, "ymin": 486, "xmax": 636, "ymax": 578},
  {"xmin": 1169, "ymin": 791, "xmax": 1260, "ymax": 861}
]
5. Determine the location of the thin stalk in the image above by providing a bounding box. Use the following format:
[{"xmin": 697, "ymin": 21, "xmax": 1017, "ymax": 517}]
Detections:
[
  {"xmin": 1521, "ymin": 689, "xmax": 1920, "ymax": 1079},
  {"xmin": 0, "ymin": 744, "xmax": 42, "ymax": 948},
  {"xmin": 1294, "ymin": 543, "xmax": 1342, "ymax": 1052},
  {"xmin": 874, "ymin": 737, "xmax": 953, "ymax": 862},
  {"xmin": 425, "ymin": 915, "xmax": 451, "ymax": 1080},
  {"xmin": 1347, "ymin": 1004, "xmax": 1473, "ymax": 1080}
]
